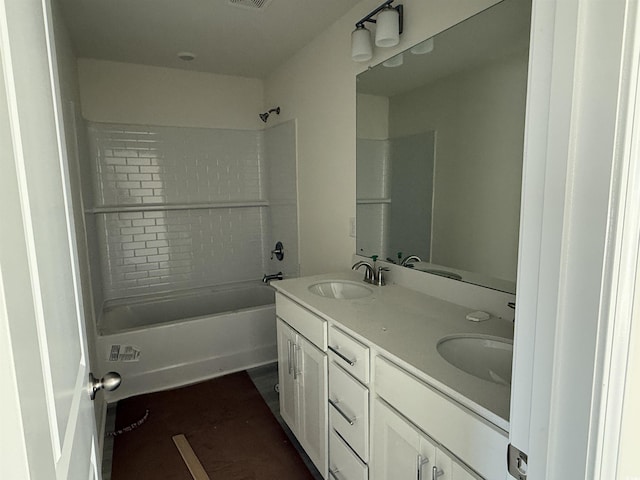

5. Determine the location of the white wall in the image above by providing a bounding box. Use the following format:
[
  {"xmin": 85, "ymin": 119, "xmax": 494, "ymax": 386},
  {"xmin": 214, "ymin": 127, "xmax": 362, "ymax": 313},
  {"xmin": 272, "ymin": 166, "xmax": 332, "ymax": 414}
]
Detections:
[
  {"xmin": 388, "ymin": 132, "xmax": 435, "ymax": 261},
  {"xmin": 618, "ymin": 308, "xmax": 640, "ymax": 477},
  {"xmin": 356, "ymin": 93, "xmax": 388, "ymax": 140},
  {"xmin": 77, "ymin": 59, "xmax": 264, "ymax": 130},
  {"xmin": 264, "ymin": 0, "xmax": 501, "ymax": 275},
  {"xmin": 389, "ymin": 52, "xmax": 528, "ymax": 282}
]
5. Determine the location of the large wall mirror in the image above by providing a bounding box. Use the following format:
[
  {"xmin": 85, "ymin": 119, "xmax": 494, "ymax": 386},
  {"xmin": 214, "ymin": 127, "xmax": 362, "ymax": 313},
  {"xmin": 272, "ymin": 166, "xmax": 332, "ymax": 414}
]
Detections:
[{"xmin": 356, "ymin": 0, "xmax": 531, "ymax": 294}]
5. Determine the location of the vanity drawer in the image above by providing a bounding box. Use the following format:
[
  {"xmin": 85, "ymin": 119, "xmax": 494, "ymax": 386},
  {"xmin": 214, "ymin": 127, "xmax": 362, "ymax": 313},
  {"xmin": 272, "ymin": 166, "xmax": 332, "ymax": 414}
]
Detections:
[
  {"xmin": 328, "ymin": 326, "xmax": 369, "ymax": 384},
  {"xmin": 276, "ymin": 292, "xmax": 327, "ymax": 350},
  {"xmin": 329, "ymin": 429, "xmax": 368, "ymax": 480},
  {"xmin": 328, "ymin": 362, "xmax": 369, "ymax": 462}
]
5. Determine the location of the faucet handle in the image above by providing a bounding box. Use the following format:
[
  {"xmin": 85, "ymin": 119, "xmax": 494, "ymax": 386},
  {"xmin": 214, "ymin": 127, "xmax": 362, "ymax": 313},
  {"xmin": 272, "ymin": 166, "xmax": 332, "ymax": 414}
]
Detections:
[{"xmin": 376, "ymin": 266, "xmax": 389, "ymax": 286}]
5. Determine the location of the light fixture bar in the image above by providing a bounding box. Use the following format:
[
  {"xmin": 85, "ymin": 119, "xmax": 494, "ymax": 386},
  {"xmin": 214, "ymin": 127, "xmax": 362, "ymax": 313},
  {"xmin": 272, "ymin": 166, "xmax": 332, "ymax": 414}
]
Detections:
[{"xmin": 355, "ymin": 0, "xmax": 403, "ymax": 35}]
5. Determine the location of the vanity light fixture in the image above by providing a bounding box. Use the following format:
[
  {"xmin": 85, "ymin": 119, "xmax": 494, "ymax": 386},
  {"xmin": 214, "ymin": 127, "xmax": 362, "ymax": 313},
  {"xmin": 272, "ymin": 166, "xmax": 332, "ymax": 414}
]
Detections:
[
  {"xmin": 351, "ymin": 0, "xmax": 404, "ymax": 63},
  {"xmin": 352, "ymin": 25, "xmax": 373, "ymax": 62}
]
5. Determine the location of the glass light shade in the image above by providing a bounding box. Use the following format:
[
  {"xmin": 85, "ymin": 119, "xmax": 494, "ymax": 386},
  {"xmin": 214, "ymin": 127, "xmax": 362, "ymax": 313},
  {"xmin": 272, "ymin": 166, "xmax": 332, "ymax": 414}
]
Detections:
[
  {"xmin": 382, "ymin": 53, "xmax": 403, "ymax": 68},
  {"xmin": 410, "ymin": 38, "xmax": 434, "ymax": 55},
  {"xmin": 351, "ymin": 26, "xmax": 373, "ymax": 62},
  {"xmin": 375, "ymin": 7, "xmax": 400, "ymax": 47}
]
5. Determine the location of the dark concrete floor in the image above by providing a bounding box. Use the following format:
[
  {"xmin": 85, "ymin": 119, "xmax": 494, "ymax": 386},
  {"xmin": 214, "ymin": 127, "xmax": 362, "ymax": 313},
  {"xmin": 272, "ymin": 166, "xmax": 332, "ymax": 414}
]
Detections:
[{"xmin": 101, "ymin": 362, "xmax": 322, "ymax": 480}]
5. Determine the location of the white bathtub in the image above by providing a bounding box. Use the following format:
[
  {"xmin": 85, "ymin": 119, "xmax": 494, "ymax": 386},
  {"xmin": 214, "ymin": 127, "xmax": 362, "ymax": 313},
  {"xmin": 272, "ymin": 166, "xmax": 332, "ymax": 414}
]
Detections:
[{"xmin": 96, "ymin": 282, "xmax": 277, "ymax": 400}]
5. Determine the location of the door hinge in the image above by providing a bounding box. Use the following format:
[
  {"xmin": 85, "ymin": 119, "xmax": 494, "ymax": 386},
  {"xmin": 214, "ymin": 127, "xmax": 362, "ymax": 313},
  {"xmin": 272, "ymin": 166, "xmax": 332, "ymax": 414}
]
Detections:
[{"xmin": 507, "ymin": 443, "xmax": 528, "ymax": 480}]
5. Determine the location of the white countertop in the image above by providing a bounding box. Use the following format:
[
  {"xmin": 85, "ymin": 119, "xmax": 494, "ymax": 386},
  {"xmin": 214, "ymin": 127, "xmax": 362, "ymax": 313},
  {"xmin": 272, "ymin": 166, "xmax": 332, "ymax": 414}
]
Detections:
[{"xmin": 272, "ymin": 271, "xmax": 514, "ymax": 432}]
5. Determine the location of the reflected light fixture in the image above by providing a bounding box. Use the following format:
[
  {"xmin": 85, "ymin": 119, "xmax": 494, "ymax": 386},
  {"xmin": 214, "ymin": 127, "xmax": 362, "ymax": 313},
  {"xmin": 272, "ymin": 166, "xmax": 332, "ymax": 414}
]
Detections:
[
  {"xmin": 410, "ymin": 37, "xmax": 434, "ymax": 55},
  {"xmin": 351, "ymin": 0, "xmax": 404, "ymax": 63},
  {"xmin": 382, "ymin": 53, "xmax": 403, "ymax": 68}
]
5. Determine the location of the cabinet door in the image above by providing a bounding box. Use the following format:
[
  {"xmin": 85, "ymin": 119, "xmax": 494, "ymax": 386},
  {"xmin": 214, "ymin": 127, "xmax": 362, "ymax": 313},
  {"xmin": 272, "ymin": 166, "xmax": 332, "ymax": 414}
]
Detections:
[
  {"xmin": 451, "ymin": 460, "xmax": 481, "ymax": 480},
  {"xmin": 438, "ymin": 449, "xmax": 481, "ymax": 480},
  {"xmin": 372, "ymin": 398, "xmax": 435, "ymax": 480},
  {"xmin": 297, "ymin": 334, "xmax": 328, "ymax": 478},
  {"xmin": 277, "ymin": 318, "xmax": 297, "ymax": 433}
]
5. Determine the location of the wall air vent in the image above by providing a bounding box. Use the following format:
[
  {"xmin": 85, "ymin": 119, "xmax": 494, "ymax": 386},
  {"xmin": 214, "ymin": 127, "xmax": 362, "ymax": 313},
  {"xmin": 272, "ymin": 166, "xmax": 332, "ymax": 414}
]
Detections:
[{"xmin": 227, "ymin": 0, "xmax": 273, "ymax": 11}]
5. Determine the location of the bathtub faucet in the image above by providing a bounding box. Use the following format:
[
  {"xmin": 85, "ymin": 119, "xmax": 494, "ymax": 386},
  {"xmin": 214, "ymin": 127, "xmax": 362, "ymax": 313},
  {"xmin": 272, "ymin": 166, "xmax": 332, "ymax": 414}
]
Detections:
[{"xmin": 262, "ymin": 272, "xmax": 283, "ymax": 284}]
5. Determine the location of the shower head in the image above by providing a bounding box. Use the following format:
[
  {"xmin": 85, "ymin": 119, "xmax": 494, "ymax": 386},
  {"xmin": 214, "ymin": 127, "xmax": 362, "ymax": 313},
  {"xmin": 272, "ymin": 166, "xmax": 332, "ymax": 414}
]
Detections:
[{"xmin": 259, "ymin": 106, "xmax": 281, "ymax": 123}]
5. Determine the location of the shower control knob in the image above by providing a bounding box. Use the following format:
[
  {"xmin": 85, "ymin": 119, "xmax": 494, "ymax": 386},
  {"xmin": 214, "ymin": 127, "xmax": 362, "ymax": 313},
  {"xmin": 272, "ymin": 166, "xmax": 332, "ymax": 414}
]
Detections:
[{"xmin": 88, "ymin": 371, "xmax": 122, "ymax": 400}]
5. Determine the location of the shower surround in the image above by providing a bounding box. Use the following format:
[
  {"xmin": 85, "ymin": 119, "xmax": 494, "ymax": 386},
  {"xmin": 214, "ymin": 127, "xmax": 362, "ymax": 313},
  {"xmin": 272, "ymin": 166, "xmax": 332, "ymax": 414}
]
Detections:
[
  {"xmin": 87, "ymin": 121, "xmax": 298, "ymax": 302},
  {"xmin": 84, "ymin": 120, "xmax": 298, "ymax": 398}
]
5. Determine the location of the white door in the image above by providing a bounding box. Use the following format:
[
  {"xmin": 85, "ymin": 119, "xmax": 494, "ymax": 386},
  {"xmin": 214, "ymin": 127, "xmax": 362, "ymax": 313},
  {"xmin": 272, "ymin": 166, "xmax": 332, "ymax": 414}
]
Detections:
[
  {"xmin": 0, "ymin": 0, "xmax": 100, "ymax": 478},
  {"xmin": 297, "ymin": 334, "xmax": 328, "ymax": 478},
  {"xmin": 509, "ymin": 0, "xmax": 640, "ymax": 477},
  {"xmin": 371, "ymin": 398, "xmax": 422, "ymax": 480},
  {"xmin": 277, "ymin": 318, "xmax": 298, "ymax": 432}
]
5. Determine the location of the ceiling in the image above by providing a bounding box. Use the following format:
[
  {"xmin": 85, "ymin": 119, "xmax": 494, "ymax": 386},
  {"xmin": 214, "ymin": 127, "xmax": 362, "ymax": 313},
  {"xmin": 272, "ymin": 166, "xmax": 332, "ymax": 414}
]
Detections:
[{"xmin": 57, "ymin": 0, "xmax": 362, "ymax": 78}]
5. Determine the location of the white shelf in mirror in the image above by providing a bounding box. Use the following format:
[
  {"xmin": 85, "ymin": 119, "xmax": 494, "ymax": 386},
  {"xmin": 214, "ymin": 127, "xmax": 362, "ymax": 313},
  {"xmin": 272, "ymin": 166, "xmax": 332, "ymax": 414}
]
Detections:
[
  {"xmin": 86, "ymin": 201, "xmax": 269, "ymax": 214},
  {"xmin": 356, "ymin": 197, "xmax": 391, "ymax": 205}
]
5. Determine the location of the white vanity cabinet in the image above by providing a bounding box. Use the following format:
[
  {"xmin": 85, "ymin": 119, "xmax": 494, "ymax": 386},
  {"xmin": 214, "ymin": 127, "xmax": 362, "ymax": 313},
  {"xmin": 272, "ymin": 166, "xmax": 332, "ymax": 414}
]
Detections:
[
  {"xmin": 327, "ymin": 326, "xmax": 371, "ymax": 480},
  {"xmin": 372, "ymin": 398, "xmax": 479, "ymax": 480},
  {"xmin": 276, "ymin": 293, "xmax": 328, "ymax": 478},
  {"xmin": 273, "ymin": 276, "xmax": 511, "ymax": 480}
]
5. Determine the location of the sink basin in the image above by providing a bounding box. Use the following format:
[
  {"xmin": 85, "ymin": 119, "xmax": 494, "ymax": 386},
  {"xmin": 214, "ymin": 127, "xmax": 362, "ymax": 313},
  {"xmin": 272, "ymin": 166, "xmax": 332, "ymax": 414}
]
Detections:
[
  {"xmin": 437, "ymin": 335, "xmax": 513, "ymax": 386},
  {"xmin": 308, "ymin": 281, "xmax": 373, "ymax": 299}
]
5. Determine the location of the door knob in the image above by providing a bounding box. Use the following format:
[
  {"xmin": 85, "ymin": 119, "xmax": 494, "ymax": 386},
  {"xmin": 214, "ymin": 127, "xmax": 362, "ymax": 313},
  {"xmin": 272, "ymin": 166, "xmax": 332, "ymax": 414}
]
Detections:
[{"xmin": 89, "ymin": 372, "xmax": 121, "ymax": 400}]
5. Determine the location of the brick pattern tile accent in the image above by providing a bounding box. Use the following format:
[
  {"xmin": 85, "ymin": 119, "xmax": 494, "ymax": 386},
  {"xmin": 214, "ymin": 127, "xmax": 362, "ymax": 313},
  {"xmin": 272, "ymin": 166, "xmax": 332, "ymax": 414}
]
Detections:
[{"xmin": 87, "ymin": 123, "xmax": 269, "ymax": 299}]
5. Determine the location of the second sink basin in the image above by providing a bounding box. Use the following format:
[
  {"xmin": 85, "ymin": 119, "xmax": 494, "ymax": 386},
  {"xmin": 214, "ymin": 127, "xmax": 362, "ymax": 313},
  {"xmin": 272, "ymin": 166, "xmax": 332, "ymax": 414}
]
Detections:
[
  {"xmin": 437, "ymin": 334, "xmax": 513, "ymax": 386},
  {"xmin": 308, "ymin": 281, "xmax": 373, "ymax": 299}
]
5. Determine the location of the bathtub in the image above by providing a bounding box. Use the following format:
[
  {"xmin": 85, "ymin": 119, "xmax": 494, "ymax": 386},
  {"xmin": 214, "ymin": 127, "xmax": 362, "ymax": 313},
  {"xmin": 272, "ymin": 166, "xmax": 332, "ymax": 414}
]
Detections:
[{"xmin": 96, "ymin": 281, "xmax": 277, "ymax": 401}]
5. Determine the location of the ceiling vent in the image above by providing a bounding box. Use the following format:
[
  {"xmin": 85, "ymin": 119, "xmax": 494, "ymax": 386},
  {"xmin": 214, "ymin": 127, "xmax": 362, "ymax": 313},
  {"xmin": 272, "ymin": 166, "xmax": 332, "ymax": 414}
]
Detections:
[{"xmin": 227, "ymin": 0, "xmax": 273, "ymax": 11}]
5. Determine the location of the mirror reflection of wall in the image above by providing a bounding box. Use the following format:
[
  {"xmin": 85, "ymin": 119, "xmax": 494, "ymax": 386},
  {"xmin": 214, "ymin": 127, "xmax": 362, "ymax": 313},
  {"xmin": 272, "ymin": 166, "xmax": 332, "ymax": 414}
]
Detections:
[{"xmin": 356, "ymin": 0, "xmax": 531, "ymax": 294}]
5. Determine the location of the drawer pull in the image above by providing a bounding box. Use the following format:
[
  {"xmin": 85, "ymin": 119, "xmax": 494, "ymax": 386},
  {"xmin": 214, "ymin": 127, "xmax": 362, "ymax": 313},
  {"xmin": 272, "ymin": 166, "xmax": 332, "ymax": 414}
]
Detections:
[
  {"xmin": 417, "ymin": 455, "xmax": 430, "ymax": 480},
  {"xmin": 329, "ymin": 398, "xmax": 356, "ymax": 425},
  {"xmin": 287, "ymin": 339, "xmax": 292, "ymax": 375},
  {"xmin": 432, "ymin": 466, "xmax": 444, "ymax": 480},
  {"xmin": 328, "ymin": 345, "xmax": 356, "ymax": 366}
]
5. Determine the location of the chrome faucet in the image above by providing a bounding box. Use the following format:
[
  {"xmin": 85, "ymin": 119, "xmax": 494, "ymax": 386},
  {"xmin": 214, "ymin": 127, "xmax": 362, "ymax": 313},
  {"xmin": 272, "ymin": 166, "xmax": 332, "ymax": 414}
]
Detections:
[
  {"xmin": 262, "ymin": 272, "xmax": 283, "ymax": 283},
  {"xmin": 352, "ymin": 261, "xmax": 375, "ymax": 284},
  {"xmin": 352, "ymin": 261, "xmax": 389, "ymax": 286},
  {"xmin": 400, "ymin": 255, "xmax": 422, "ymax": 267}
]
